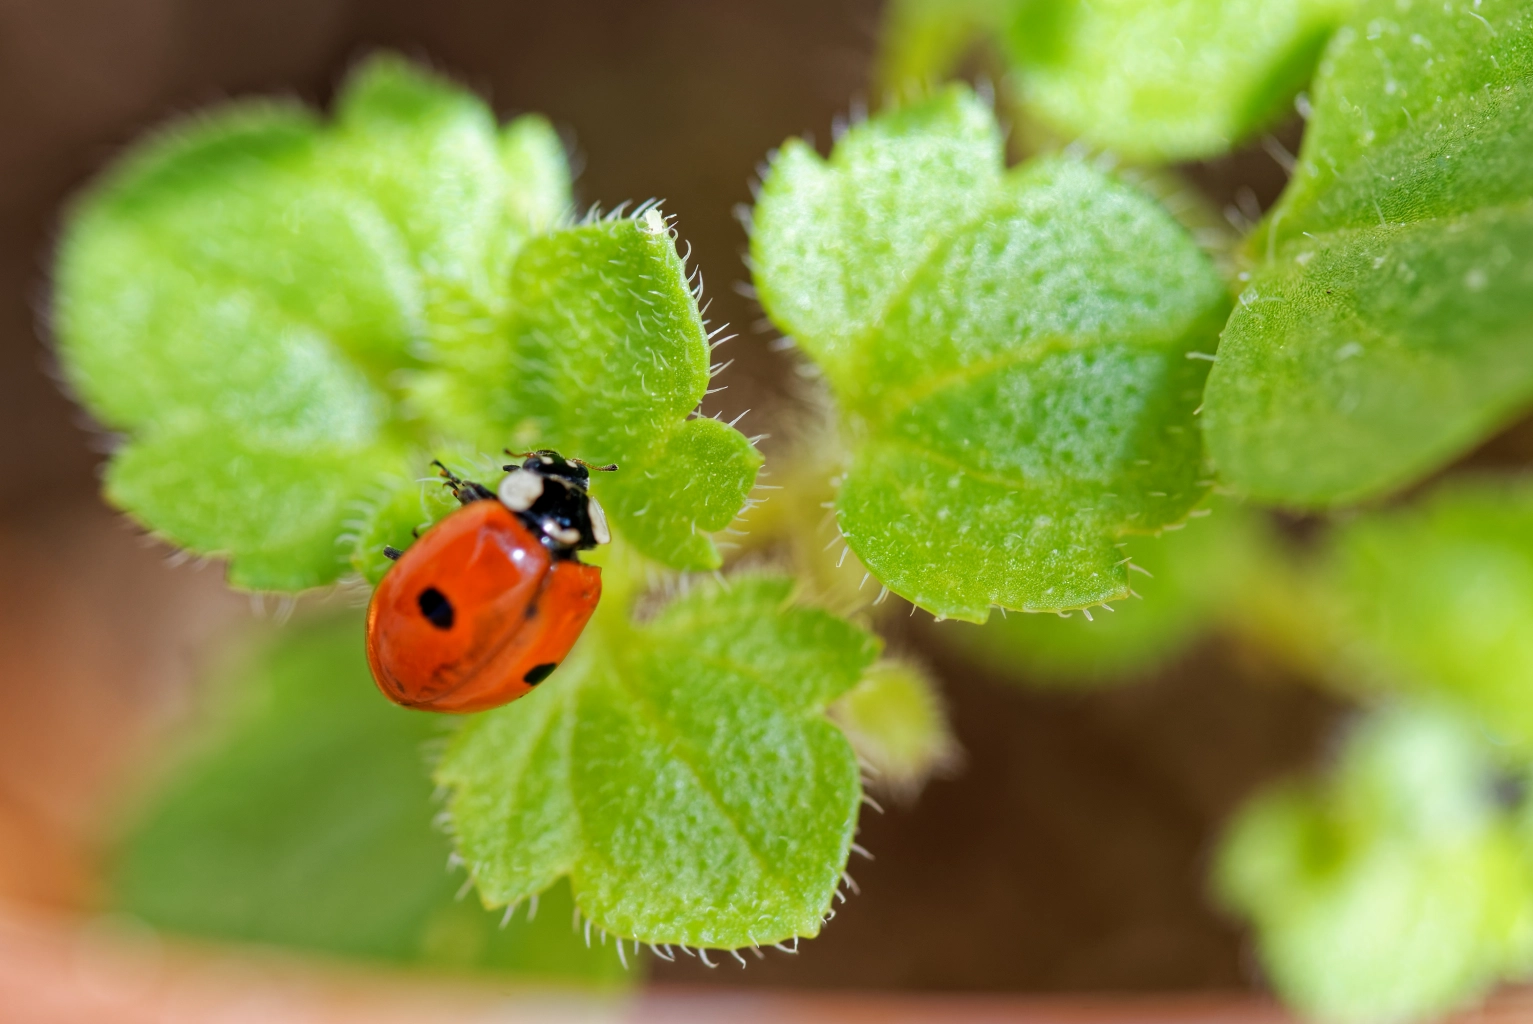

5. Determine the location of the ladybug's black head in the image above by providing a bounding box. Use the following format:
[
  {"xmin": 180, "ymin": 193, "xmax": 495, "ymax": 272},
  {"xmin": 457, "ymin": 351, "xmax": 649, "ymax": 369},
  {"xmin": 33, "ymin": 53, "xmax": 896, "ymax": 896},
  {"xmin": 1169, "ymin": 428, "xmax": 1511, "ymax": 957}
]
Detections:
[
  {"xmin": 497, "ymin": 449, "xmax": 617, "ymax": 557},
  {"xmin": 521, "ymin": 450, "xmax": 589, "ymax": 488}
]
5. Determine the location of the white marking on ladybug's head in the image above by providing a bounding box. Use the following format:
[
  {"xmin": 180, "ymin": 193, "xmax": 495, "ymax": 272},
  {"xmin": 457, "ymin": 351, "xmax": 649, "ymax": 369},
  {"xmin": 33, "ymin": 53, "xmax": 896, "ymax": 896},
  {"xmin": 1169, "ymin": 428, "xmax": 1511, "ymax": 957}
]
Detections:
[
  {"xmin": 498, "ymin": 470, "xmax": 544, "ymax": 512},
  {"xmin": 588, "ymin": 496, "xmax": 610, "ymax": 545},
  {"xmin": 544, "ymin": 522, "xmax": 582, "ymax": 547}
]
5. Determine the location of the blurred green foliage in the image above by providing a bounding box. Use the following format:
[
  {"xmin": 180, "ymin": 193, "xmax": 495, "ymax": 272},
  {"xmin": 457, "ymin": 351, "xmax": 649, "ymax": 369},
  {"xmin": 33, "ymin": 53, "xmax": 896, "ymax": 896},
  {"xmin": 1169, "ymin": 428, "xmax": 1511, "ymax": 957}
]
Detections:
[
  {"xmin": 1009, "ymin": 0, "xmax": 1347, "ymax": 161},
  {"xmin": 114, "ymin": 614, "xmax": 630, "ymax": 984},
  {"xmin": 829, "ymin": 658, "xmax": 959, "ymax": 799},
  {"xmin": 1324, "ymin": 479, "xmax": 1533, "ymax": 752},
  {"xmin": 879, "ymin": 0, "xmax": 1347, "ymax": 161},
  {"xmin": 1217, "ymin": 705, "xmax": 1533, "ymax": 1024}
]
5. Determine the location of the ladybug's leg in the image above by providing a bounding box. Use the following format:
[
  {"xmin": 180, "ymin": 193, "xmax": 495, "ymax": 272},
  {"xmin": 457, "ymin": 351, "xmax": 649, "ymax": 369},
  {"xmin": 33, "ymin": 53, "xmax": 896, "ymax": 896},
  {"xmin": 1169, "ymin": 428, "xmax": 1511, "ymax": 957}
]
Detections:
[
  {"xmin": 431, "ymin": 460, "xmax": 495, "ymax": 505},
  {"xmin": 431, "ymin": 460, "xmax": 466, "ymax": 488}
]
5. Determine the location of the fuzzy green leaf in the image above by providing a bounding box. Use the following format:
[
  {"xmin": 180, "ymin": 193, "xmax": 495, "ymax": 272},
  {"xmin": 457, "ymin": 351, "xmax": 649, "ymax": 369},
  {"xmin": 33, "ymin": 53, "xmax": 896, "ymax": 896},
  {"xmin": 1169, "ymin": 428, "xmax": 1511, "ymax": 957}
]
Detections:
[
  {"xmin": 752, "ymin": 87, "xmax": 1228, "ymax": 620},
  {"xmin": 1324, "ymin": 477, "xmax": 1533, "ymax": 753},
  {"xmin": 437, "ymin": 573, "xmax": 881, "ymax": 950},
  {"xmin": 1006, "ymin": 0, "xmax": 1347, "ymax": 162},
  {"xmin": 1217, "ymin": 706, "xmax": 1533, "ymax": 1024},
  {"xmin": 113, "ymin": 615, "xmax": 629, "ymax": 984},
  {"xmin": 1204, "ymin": 0, "xmax": 1533, "ymax": 506},
  {"xmin": 499, "ymin": 115, "xmax": 572, "ymax": 236},
  {"xmin": 55, "ymin": 54, "xmax": 757, "ymax": 589}
]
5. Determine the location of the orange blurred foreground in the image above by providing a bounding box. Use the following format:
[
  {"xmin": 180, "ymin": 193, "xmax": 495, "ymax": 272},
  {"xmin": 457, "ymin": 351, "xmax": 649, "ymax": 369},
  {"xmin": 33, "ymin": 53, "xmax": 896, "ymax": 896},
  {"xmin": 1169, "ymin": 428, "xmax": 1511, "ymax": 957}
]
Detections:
[
  {"xmin": 7, "ymin": 901, "xmax": 1533, "ymax": 1023},
  {"xmin": 0, "ymin": 901, "xmax": 1302, "ymax": 1024}
]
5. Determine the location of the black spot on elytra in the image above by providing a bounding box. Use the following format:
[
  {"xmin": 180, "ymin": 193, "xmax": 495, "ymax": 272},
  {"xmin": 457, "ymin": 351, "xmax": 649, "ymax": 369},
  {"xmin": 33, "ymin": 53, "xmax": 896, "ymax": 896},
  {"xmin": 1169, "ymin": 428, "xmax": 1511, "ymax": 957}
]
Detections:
[
  {"xmin": 524, "ymin": 662, "xmax": 558, "ymax": 685},
  {"xmin": 417, "ymin": 587, "xmax": 454, "ymax": 630}
]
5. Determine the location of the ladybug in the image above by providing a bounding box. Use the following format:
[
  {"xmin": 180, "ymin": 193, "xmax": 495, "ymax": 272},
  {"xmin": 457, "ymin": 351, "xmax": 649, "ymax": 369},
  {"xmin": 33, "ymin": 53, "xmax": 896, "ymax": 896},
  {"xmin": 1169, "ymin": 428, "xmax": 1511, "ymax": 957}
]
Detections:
[{"xmin": 365, "ymin": 450, "xmax": 615, "ymax": 713}]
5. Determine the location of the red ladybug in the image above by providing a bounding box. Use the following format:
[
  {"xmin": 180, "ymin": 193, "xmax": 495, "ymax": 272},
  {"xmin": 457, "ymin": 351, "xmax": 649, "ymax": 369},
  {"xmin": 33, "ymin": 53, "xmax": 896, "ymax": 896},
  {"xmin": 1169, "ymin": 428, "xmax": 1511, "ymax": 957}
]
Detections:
[{"xmin": 365, "ymin": 451, "xmax": 614, "ymax": 713}]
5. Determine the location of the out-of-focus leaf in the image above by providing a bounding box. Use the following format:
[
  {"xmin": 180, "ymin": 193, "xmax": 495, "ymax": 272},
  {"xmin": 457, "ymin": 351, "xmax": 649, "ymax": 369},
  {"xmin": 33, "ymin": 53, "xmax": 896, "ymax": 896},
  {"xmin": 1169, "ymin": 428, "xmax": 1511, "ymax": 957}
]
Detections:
[
  {"xmin": 1217, "ymin": 705, "xmax": 1533, "ymax": 1024},
  {"xmin": 876, "ymin": 0, "xmax": 1029, "ymax": 93},
  {"xmin": 875, "ymin": 0, "xmax": 1344, "ymax": 162},
  {"xmin": 1325, "ymin": 477, "xmax": 1533, "ymax": 752},
  {"xmin": 113, "ymin": 614, "xmax": 629, "ymax": 984},
  {"xmin": 1006, "ymin": 0, "xmax": 1347, "ymax": 162},
  {"xmin": 107, "ymin": 424, "xmax": 406, "ymax": 593}
]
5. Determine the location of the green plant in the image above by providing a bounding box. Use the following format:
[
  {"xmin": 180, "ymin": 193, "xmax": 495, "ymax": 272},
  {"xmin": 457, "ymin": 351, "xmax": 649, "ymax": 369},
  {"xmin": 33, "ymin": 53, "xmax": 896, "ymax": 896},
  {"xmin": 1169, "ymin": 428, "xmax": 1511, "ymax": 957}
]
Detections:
[
  {"xmin": 58, "ymin": 56, "xmax": 915, "ymax": 965},
  {"xmin": 825, "ymin": 0, "xmax": 1533, "ymax": 1019},
  {"xmin": 50, "ymin": 0, "xmax": 1533, "ymax": 1016}
]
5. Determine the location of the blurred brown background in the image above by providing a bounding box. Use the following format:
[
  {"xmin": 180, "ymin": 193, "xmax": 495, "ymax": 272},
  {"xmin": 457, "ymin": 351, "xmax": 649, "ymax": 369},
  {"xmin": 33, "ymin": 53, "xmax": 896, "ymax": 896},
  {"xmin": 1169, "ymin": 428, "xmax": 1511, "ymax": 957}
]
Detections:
[{"xmin": 0, "ymin": 0, "xmax": 1340, "ymax": 996}]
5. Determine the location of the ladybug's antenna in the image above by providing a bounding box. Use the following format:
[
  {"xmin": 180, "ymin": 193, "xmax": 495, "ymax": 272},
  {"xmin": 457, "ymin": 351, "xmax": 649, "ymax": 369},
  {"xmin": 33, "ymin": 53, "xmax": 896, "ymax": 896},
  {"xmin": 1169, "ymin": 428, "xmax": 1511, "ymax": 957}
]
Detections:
[
  {"xmin": 503, "ymin": 449, "xmax": 617, "ymax": 473},
  {"xmin": 572, "ymin": 458, "xmax": 619, "ymax": 473}
]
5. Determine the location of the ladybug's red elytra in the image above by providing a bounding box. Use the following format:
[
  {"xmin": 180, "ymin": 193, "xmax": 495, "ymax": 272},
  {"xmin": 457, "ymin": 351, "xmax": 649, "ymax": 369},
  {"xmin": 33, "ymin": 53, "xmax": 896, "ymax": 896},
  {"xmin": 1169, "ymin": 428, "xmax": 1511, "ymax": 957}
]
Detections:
[{"xmin": 365, "ymin": 450, "xmax": 614, "ymax": 713}]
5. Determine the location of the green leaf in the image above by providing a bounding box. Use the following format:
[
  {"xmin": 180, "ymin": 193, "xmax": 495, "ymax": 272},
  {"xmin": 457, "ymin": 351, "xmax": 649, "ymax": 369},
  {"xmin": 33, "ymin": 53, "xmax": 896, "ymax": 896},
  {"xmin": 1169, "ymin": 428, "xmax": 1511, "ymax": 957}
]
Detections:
[
  {"xmin": 55, "ymin": 53, "xmax": 758, "ymax": 588},
  {"xmin": 437, "ymin": 571, "xmax": 881, "ymax": 950},
  {"xmin": 1204, "ymin": 0, "xmax": 1533, "ymax": 506},
  {"xmin": 1004, "ymin": 0, "xmax": 1347, "ymax": 162},
  {"xmin": 1324, "ymin": 477, "xmax": 1533, "ymax": 753},
  {"xmin": 751, "ymin": 87, "xmax": 1229, "ymax": 620},
  {"xmin": 940, "ymin": 501, "xmax": 1265, "ymax": 683},
  {"xmin": 113, "ymin": 614, "xmax": 629, "ymax": 985},
  {"xmin": 1216, "ymin": 705, "xmax": 1533, "ymax": 1024}
]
